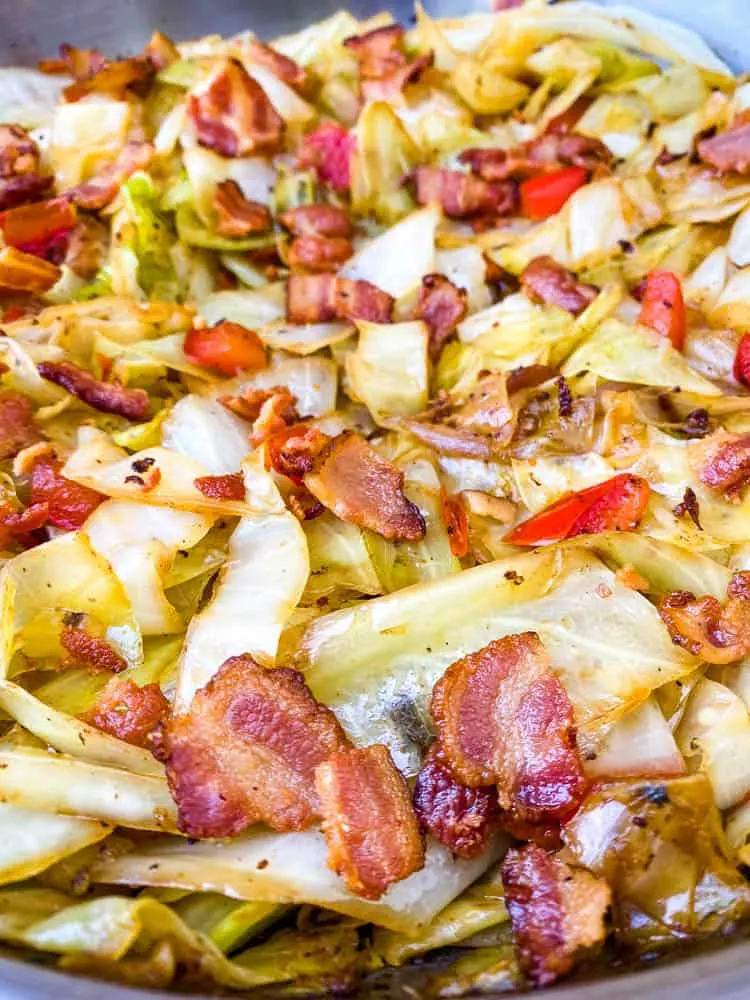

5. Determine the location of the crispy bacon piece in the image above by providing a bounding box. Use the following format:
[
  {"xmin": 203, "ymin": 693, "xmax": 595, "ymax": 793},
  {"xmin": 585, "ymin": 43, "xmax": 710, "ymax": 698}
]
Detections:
[
  {"xmin": 0, "ymin": 125, "xmax": 53, "ymax": 211},
  {"xmin": 286, "ymin": 274, "xmax": 394, "ymax": 324},
  {"xmin": 0, "ymin": 198, "xmax": 77, "ymax": 260},
  {"xmin": 245, "ymin": 39, "xmax": 308, "ymax": 90},
  {"xmin": 299, "ymin": 124, "xmax": 355, "ymax": 192},
  {"xmin": 431, "ymin": 633, "xmax": 585, "ymax": 824},
  {"xmin": 143, "ymin": 31, "xmax": 180, "ymax": 70},
  {"xmin": 194, "ymin": 473, "xmax": 246, "ymax": 501},
  {"xmin": 279, "ymin": 204, "xmax": 353, "ymax": 238},
  {"xmin": 417, "ymin": 274, "xmax": 468, "ymax": 360},
  {"xmin": 37, "ymin": 360, "xmax": 150, "ymax": 421},
  {"xmin": 461, "ymin": 133, "xmax": 611, "ymax": 183},
  {"xmin": 220, "ymin": 385, "xmax": 299, "ymax": 442},
  {"xmin": 60, "ymin": 625, "xmax": 128, "ymax": 674},
  {"xmin": 698, "ymin": 117, "xmax": 750, "ymax": 174},
  {"xmin": 287, "ymin": 488, "xmax": 325, "ymax": 521},
  {"xmin": 414, "ymin": 744, "xmax": 498, "ymax": 859},
  {"xmin": 65, "ymin": 215, "xmax": 108, "ymax": 279},
  {"xmin": 61, "ymin": 50, "xmax": 154, "ymax": 102},
  {"xmin": 305, "ymin": 431, "xmax": 426, "ymax": 541},
  {"xmin": 69, "ymin": 141, "xmax": 155, "ymax": 211},
  {"xmin": 694, "ymin": 433, "xmax": 750, "ymax": 498},
  {"xmin": 0, "ymin": 247, "xmax": 60, "ymax": 293},
  {"xmin": 39, "ymin": 43, "xmax": 104, "ymax": 78},
  {"xmin": 0, "ymin": 501, "xmax": 49, "ymax": 549},
  {"xmin": 502, "ymin": 845, "xmax": 611, "ymax": 988},
  {"xmin": 0, "ymin": 392, "xmax": 39, "ymax": 460},
  {"xmin": 520, "ymin": 256, "xmax": 597, "ymax": 316},
  {"xmin": 316, "ymin": 744, "xmax": 425, "ymax": 900},
  {"xmin": 213, "ymin": 179, "xmax": 272, "ymax": 237},
  {"xmin": 287, "ymin": 235, "xmax": 354, "ymax": 272},
  {"xmin": 83, "ymin": 677, "xmax": 168, "ymax": 746},
  {"xmin": 658, "ymin": 572, "xmax": 750, "ymax": 664},
  {"xmin": 266, "ymin": 424, "xmax": 331, "ymax": 484},
  {"xmin": 361, "ymin": 53, "xmax": 434, "ymax": 103},
  {"xmin": 164, "ymin": 655, "xmax": 350, "ymax": 838},
  {"xmin": 344, "ymin": 24, "xmax": 407, "ymax": 80},
  {"xmin": 30, "ymin": 454, "xmax": 103, "ymax": 530},
  {"xmin": 413, "ymin": 166, "xmax": 517, "ymax": 219},
  {"xmin": 187, "ymin": 59, "xmax": 284, "ymax": 157}
]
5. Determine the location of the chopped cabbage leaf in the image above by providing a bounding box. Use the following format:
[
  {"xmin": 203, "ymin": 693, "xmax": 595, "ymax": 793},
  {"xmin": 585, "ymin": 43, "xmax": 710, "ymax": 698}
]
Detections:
[
  {"xmin": 161, "ymin": 395, "xmax": 251, "ymax": 475},
  {"xmin": 0, "ymin": 807, "xmax": 110, "ymax": 887},
  {"xmin": 341, "ymin": 206, "xmax": 439, "ymax": 300},
  {"xmin": 347, "ymin": 320, "xmax": 429, "ymax": 423},
  {"xmin": 350, "ymin": 101, "xmax": 420, "ymax": 223}
]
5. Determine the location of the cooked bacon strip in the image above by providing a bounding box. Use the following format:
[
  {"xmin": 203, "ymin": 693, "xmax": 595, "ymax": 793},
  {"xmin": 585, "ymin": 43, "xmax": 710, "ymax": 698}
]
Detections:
[
  {"xmin": 82, "ymin": 677, "xmax": 168, "ymax": 747},
  {"xmin": 417, "ymin": 274, "xmax": 468, "ymax": 360},
  {"xmin": 68, "ymin": 141, "xmax": 155, "ymax": 211},
  {"xmin": 461, "ymin": 133, "xmax": 611, "ymax": 183},
  {"xmin": 213, "ymin": 179, "xmax": 272, "ymax": 237},
  {"xmin": 65, "ymin": 216, "xmax": 108, "ymax": 279},
  {"xmin": 0, "ymin": 124, "xmax": 53, "ymax": 210},
  {"xmin": 305, "ymin": 431, "xmax": 426, "ymax": 541},
  {"xmin": 287, "ymin": 488, "xmax": 325, "ymax": 522},
  {"xmin": 143, "ymin": 31, "xmax": 180, "ymax": 70},
  {"xmin": 60, "ymin": 625, "xmax": 128, "ymax": 674},
  {"xmin": 194, "ymin": 473, "xmax": 246, "ymax": 501},
  {"xmin": 266, "ymin": 424, "xmax": 330, "ymax": 484},
  {"xmin": 187, "ymin": 59, "xmax": 284, "ymax": 157},
  {"xmin": 164, "ymin": 655, "xmax": 350, "ymax": 838},
  {"xmin": 0, "ymin": 198, "xmax": 77, "ymax": 263},
  {"xmin": 0, "ymin": 501, "xmax": 48, "ymax": 550},
  {"xmin": 694, "ymin": 433, "xmax": 750, "ymax": 498},
  {"xmin": 414, "ymin": 744, "xmax": 498, "ymax": 859},
  {"xmin": 502, "ymin": 845, "xmax": 611, "ymax": 988},
  {"xmin": 62, "ymin": 52, "xmax": 154, "ymax": 102},
  {"xmin": 316, "ymin": 744, "xmax": 425, "ymax": 900},
  {"xmin": 245, "ymin": 39, "xmax": 308, "ymax": 90},
  {"xmin": 288, "ymin": 235, "xmax": 354, "ymax": 272},
  {"xmin": 279, "ymin": 204, "xmax": 353, "ymax": 239},
  {"xmin": 220, "ymin": 385, "xmax": 299, "ymax": 444},
  {"xmin": 431, "ymin": 633, "xmax": 585, "ymax": 824},
  {"xmin": 413, "ymin": 166, "xmax": 517, "ymax": 219},
  {"xmin": 360, "ymin": 53, "xmax": 433, "ymax": 103},
  {"xmin": 344, "ymin": 24, "xmax": 407, "ymax": 79},
  {"xmin": 698, "ymin": 118, "xmax": 750, "ymax": 174},
  {"xmin": 0, "ymin": 247, "xmax": 60, "ymax": 292},
  {"xmin": 658, "ymin": 571, "xmax": 750, "ymax": 664},
  {"xmin": 299, "ymin": 124, "xmax": 355, "ymax": 192},
  {"xmin": 0, "ymin": 392, "xmax": 39, "ymax": 460},
  {"xmin": 520, "ymin": 256, "xmax": 597, "ymax": 316},
  {"xmin": 39, "ymin": 43, "xmax": 105, "ymax": 78},
  {"xmin": 37, "ymin": 360, "xmax": 150, "ymax": 420},
  {"xmin": 30, "ymin": 454, "xmax": 103, "ymax": 530},
  {"xmin": 286, "ymin": 274, "xmax": 394, "ymax": 324}
]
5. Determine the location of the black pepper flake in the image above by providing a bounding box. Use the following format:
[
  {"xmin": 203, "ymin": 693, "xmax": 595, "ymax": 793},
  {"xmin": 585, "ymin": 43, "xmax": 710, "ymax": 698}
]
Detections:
[
  {"xmin": 124, "ymin": 475, "xmax": 144, "ymax": 486},
  {"xmin": 131, "ymin": 456, "xmax": 156, "ymax": 474},
  {"xmin": 62, "ymin": 611, "xmax": 85, "ymax": 628},
  {"xmin": 556, "ymin": 375, "xmax": 573, "ymax": 418},
  {"xmin": 672, "ymin": 487, "xmax": 702, "ymax": 530},
  {"xmin": 618, "ymin": 239, "xmax": 635, "ymax": 255},
  {"xmin": 681, "ymin": 408, "xmax": 710, "ymax": 439},
  {"xmin": 632, "ymin": 815, "xmax": 647, "ymax": 828},
  {"xmin": 641, "ymin": 784, "xmax": 670, "ymax": 806}
]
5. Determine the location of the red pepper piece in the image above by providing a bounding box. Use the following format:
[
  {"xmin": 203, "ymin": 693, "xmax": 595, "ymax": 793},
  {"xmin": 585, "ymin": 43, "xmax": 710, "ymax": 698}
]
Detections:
[
  {"xmin": 638, "ymin": 270, "xmax": 686, "ymax": 350},
  {"xmin": 184, "ymin": 321, "xmax": 266, "ymax": 376},
  {"xmin": 520, "ymin": 166, "xmax": 588, "ymax": 220}
]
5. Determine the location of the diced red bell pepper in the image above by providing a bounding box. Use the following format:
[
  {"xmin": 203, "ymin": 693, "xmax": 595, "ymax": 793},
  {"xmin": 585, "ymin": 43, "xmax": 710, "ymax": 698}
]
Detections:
[
  {"xmin": 637, "ymin": 270, "xmax": 686, "ymax": 350},
  {"xmin": 520, "ymin": 166, "xmax": 588, "ymax": 221},
  {"xmin": 734, "ymin": 333, "xmax": 750, "ymax": 386},
  {"xmin": 442, "ymin": 491, "xmax": 469, "ymax": 558},
  {"xmin": 184, "ymin": 321, "xmax": 267, "ymax": 376},
  {"xmin": 30, "ymin": 455, "xmax": 103, "ymax": 531},
  {"xmin": 504, "ymin": 474, "xmax": 651, "ymax": 546},
  {"xmin": 0, "ymin": 197, "xmax": 78, "ymax": 258},
  {"xmin": 0, "ymin": 501, "xmax": 49, "ymax": 549}
]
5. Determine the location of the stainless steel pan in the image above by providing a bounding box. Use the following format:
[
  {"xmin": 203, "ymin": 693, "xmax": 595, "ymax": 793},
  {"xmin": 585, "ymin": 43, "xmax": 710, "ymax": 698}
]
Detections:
[{"xmin": 0, "ymin": 0, "xmax": 749, "ymax": 996}]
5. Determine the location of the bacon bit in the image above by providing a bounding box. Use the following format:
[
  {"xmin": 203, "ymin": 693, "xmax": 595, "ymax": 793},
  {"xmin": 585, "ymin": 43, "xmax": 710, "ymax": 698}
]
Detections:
[
  {"xmin": 734, "ymin": 333, "xmax": 750, "ymax": 386},
  {"xmin": 39, "ymin": 43, "xmax": 104, "ymax": 77},
  {"xmin": 305, "ymin": 431, "xmax": 426, "ymax": 542},
  {"xmin": 658, "ymin": 571, "xmax": 750, "ymax": 664},
  {"xmin": 60, "ymin": 625, "xmax": 128, "ymax": 674},
  {"xmin": 506, "ymin": 364, "xmax": 557, "ymax": 396},
  {"xmin": 299, "ymin": 124, "xmax": 355, "ymax": 192},
  {"xmin": 279, "ymin": 204, "xmax": 353, "ymax": 239},
  {"xmin": 316, "ymin": 743, "xmax": 425, "ymax": 900},
  {"xmin": 65, "ymin": 215, "xmax": 108, "ymax": 279},
  {"xmin": 0, "ymin": 392, "xmax": 39, "ymax": 460},
  {"xmin": 287, "ymin": 488, "xmax": 325, "ymax": 521},
  {"xmin": 413, "ymin": 166, "xmax": 517, "ymax": 219},
  {"xmin": 431, "ymin": 632, "xmax": 585, "ymax": 825},
  {"xmin": 502, "ymin": 845, "xmax": 611, "ymax": 988},
  {"xmin": 187, "ymin": 59, "xmax": 284, "ymax": 157},
  {"xmin": 698, "ymin": 118, "xmax": 750, "ymax": 174},
  {"xmin": 344, "ymin": 24, "xmax": 407, "ymax": 80},
  {"xmin": 266, "ymin": 423, "xmax": 330, "ymax": 484},
  {"xmin": 695, "ymin": 433, "xmax": 750, "ymax": 499},
  {"xmin": 194, "ymin": 473, "xmax": 246, "ymax": 502},
  {"xmin": 164, "ymin": 655, "xmax": 350, "ymax": 838},
  {"xmin": 245, "ymin": 39, "xmax": 308, "ymax": 90},
  {"xmin": 0, "ymin": 501, "xmax": 49, "ymax": 549},
  {"xmin": 286, "ymin": 274, "xmax": 394, "ymax": 325},
  {"xmin": 30, "ymin": 454, "xmax": 103, "ymax": 530},
  {"xmin": 287, "ymin": 235, "xmax": 354, "ymax": 273},
  {"xmin": 520, "ymin": 256, "xmax": 597, "ymax": 316},
  {"xmin": 416, "ymin": 274, "xmax": 468, "ymax": 361},
  {"xmin": 361, "ymin": 53, "xmax": 433, "ymax": 103},
  {"xmin": 672, "ymin": 486, "xmax": 702, "ymax": 530},
  {"xmin": 0, "ymin": 197, "xmax": 77, "ymax": 260},
  {"xmin": 0, "ymin": 247, "xmax": 60, "ymax": 293},
  {"xmin": 37, "ymin": 360, "xmax": 150, "ymax": 420},
  {"xmin": 184, "ymin": 321, "xmax": 266, "ymax": 377},
  {"xmin": 401, "ymin": 420, "xmax": 497, "ymax": 460},
  {"xmin": 213, "ymin": 179, "xmax": 272, "ymax": 237},
  {"xmin": 442, "ymin": 491, "xmax": 469, "ymax": 558},
  {"xmin": 220, "ymin": 385, "xmax": 298, "ymax": 437},
  {"xmin": 143, "ymin": 31, "xmax": 180, "ymax": 70},
  {"xmin": 69, "ymin": 141, "xmax": 155, "ymax": 212},
  {"xmin": 461, "ymin": 133, "xmax": 610, "ymax": 184},
  {"xmin": 0, "ymin": 125, "xmax": 53, "ymax": 211},
  {"xmin": 413, "ymin": 744, "xmax": 497, "ymax": 859},
  {"xmin": 82, "ymin": 677, "xmax": 168, "ymax": 746},
  {"xmin": 64, "ymin": 58, "xmax": 154, "ymax": 103}
]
